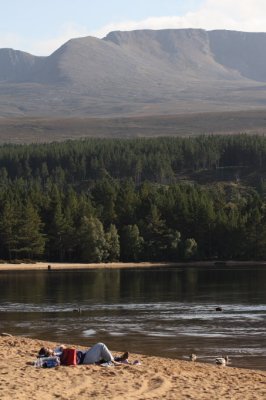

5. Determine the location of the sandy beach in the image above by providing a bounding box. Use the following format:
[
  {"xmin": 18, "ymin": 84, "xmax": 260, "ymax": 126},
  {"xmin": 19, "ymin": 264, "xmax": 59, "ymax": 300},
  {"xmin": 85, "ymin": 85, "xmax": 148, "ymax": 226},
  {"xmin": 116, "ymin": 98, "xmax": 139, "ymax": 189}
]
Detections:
[
  {"xmin": 0, "ymin": 261, "xmax": 171, "ymax": 271},
  {"xmin": 0, "ymin": 335, "xmax": 265, "ymax": 400},
  {"xmin": 0, "ymin": 260, "xmax": 266, "ymax": 271}
]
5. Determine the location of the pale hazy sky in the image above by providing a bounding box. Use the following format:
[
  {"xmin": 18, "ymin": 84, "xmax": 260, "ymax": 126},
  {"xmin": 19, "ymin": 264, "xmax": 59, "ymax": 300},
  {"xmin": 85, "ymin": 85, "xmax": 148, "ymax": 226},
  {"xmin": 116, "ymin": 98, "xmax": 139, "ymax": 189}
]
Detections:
[{"xmin": 1, "ymin": 0, "xmax": 266, "ymax": 55}]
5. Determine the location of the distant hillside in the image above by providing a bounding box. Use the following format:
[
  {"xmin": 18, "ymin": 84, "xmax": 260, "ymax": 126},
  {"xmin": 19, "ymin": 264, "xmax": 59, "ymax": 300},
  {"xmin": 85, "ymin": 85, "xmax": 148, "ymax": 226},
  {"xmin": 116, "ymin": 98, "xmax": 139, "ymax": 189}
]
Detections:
[
  {"xmin": 1, "ymin": 110, "xmax": 266, "ymax": 144},
  {"xmin": 1, "ymin": 29, "xmax": 266, "ymax": 117}
]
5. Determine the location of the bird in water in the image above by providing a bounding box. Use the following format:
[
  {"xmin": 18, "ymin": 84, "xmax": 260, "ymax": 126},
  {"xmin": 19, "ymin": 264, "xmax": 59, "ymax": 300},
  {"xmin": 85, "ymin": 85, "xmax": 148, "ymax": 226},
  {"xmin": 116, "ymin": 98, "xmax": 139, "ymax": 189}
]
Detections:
[
  {"xmin": 215, "ymin": 307, "xmax": 223, "ymax": 311},
  {"xmin": 189, "ymin": 353, "xmax": 197, "ymax": 362},
  {"xmin": 216, "ymin": 356, "xmax": 229, "ymax": 366},
  {"xmin": 73, "ymin": 308, "xmax": 82, "ymax": 314}
]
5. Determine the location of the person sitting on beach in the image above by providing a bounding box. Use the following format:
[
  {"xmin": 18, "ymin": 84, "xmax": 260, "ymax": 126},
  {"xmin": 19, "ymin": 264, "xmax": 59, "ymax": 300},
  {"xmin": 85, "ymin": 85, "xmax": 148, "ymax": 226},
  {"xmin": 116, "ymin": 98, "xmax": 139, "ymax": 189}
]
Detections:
[{"xmin": 38, "ymin": 342, "xmax": 129, "ymax": 365}]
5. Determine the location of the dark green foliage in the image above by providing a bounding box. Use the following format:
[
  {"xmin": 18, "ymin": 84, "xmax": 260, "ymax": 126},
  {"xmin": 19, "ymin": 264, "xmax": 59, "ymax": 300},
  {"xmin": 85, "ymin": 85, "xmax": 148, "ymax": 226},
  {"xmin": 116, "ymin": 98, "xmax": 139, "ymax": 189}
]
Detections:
[
  {"xmin": 14, "ymin": 202, "xmax": 46, "ymax": 259},
  {"xmin": 120, "ymin": 225, "xmax": 144, "ymax": 262},
  {"xmin": 0, "ymin": 202, "xmax": 19, "ymax": 259},
  {"xmin": 105, "ymin": 224, "xmax": 120, "ymax": 262},
  {"xmin": 0, "ymin": 134, "xmax": 266, "ymax": 262},
  {"xmin": 77, "ymin": 216, "xmax": 107, "ymax": 262}
]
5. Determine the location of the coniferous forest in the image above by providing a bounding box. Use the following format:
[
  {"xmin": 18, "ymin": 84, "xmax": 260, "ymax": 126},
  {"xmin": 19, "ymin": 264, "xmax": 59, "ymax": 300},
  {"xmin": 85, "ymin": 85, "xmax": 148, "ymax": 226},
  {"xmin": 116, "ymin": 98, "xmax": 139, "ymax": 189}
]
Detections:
[{"xmin": 0, "ymin": 134, "xmax": 266, "ymax": 263}]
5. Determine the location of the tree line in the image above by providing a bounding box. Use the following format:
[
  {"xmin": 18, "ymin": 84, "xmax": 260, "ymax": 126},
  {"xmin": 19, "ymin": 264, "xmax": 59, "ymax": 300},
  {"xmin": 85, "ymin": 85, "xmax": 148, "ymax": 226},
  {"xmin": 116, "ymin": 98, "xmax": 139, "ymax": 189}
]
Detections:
[{"xmin": 0, "ymin": 134, "xmax": 266, "ymax": 262}]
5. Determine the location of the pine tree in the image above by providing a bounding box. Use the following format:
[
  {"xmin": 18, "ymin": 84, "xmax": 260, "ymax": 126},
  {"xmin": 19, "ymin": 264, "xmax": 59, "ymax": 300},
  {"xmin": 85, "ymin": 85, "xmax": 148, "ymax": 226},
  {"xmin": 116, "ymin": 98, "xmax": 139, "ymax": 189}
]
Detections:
[
  {"xmin": 120, "ymin": 224, "xmax": 144, "ymax": 262},
  {"xmin": 15, "ymin": 203, "xmax": 46, "ymax": 259},
  {"xmin": 0, "ymin": 202, "xmax": 19, "ymax": 259},
  {"xmin": 77, "ymin": 216, "xmax": 107, "ymax": 262},
  {"xmin": 105, "ymin": 224, "xmax": 120, "ymax": 262}
]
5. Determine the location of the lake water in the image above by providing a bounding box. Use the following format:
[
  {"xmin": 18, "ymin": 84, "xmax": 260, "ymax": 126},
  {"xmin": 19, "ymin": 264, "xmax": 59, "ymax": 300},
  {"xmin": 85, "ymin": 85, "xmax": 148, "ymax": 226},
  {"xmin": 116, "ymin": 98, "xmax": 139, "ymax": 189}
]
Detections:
[{"xmin": 0, "ymin": 266, "xmax": 265, "ymax": 370}]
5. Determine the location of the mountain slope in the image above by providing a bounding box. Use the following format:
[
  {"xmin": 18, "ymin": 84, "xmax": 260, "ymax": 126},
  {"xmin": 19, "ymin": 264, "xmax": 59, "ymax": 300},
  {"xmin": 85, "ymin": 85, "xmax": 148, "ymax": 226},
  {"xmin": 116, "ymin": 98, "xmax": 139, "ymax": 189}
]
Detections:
[
  {"xmin": 0, "ymin": 29, "xmax": 266, "ymax": 117},
  {"xmin": 209, "ymin": 30, "xmax": 266, "ymax": 82},
  {"xmin": 0, "ymin": 49, "xmax": 38, "ymax": 82}
]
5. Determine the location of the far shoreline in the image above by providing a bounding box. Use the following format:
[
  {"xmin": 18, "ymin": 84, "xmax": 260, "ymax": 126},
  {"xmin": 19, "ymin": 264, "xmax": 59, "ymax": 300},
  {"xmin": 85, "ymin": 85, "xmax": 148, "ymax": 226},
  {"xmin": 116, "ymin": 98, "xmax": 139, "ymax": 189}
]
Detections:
[{"xmin": 0, "ymin": 260, "xmax": 266, "ymax": 271}]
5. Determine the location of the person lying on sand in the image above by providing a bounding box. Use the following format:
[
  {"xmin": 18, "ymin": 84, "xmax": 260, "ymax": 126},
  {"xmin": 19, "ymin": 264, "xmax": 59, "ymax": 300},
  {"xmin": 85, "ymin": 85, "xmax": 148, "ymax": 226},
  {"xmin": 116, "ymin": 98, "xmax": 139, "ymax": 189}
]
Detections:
[{"xmin": 38, "ymin": 342, "xmax": 129, "ymax": 365}]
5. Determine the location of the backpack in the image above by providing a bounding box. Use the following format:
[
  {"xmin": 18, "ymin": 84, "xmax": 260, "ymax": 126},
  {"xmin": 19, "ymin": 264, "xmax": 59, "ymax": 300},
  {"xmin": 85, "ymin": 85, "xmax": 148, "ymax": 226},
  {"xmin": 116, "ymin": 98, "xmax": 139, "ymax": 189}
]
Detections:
[{"xmin": 60, "ymin": 348, "xmax": 77, "ymax": 366}]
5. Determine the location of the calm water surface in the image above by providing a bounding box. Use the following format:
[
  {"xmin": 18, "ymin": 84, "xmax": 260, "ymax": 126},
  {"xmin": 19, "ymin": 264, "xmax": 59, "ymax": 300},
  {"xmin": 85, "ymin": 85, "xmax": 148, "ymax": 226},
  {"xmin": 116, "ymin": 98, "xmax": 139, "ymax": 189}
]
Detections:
[{"xmin": 0, "ymin": 266, "xmax": 265, "ymax": 370}]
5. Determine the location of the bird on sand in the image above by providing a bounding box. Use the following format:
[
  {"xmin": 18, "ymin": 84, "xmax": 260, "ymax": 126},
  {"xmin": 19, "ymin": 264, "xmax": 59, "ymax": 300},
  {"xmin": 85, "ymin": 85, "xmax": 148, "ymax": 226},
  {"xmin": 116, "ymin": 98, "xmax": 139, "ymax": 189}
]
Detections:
[{"xmin": 189, "ymin": 353, "xmax": 197, "ymax": 361}]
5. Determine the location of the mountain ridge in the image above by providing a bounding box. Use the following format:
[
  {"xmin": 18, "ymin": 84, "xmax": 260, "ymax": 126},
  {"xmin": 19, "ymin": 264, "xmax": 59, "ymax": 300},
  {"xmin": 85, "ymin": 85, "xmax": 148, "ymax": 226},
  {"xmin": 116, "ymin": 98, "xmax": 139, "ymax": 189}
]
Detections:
[{"xmin": 0, "ymin": 28, "xmax": 266, "ymax": 117}]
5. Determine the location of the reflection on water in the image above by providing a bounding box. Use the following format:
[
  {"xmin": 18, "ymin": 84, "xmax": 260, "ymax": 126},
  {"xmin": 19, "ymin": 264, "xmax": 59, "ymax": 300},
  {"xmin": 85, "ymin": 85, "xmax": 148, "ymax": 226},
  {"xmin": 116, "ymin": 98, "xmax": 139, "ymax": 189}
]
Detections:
[{"xmin": 0, "ymin": 266, "xmax": 265, "ymax": 370}]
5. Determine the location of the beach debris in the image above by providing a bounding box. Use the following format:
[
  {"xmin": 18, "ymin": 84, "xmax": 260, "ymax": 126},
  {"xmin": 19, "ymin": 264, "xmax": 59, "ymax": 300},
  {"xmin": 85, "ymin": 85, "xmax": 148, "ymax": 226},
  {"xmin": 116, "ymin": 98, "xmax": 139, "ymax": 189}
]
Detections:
[
  {"xmin": 189, "ymin": 353, "xmax": 197, "ymax": 362},
  {"xmin": 132, "ymin": 360, "xmax": 141, "ymax": 365},
  {"xmin": 215, "ymin": 356, "xmax": 229, "ymax": 366},
  {"xmin": 214, "ymin": 261, "xmax": 227, "ymax": 266},
  {"xmin": 0, "ymin": 333, "xmax": 13, "ymax": 337},
  {"xmin": 35, "ymin": 356, "xmax": 60, "ymax": 368},
  {"xmin": 48, "ymin": 265, "xmax": 52, "ymax": 270}
]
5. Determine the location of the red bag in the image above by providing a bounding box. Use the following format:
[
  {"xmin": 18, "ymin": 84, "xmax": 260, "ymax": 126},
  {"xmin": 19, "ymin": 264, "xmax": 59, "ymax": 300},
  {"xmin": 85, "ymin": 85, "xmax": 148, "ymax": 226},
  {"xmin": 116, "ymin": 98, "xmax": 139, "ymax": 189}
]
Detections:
[{"xmin": 60, "ymin": 348, "xmax": 77, "ymax": 366}]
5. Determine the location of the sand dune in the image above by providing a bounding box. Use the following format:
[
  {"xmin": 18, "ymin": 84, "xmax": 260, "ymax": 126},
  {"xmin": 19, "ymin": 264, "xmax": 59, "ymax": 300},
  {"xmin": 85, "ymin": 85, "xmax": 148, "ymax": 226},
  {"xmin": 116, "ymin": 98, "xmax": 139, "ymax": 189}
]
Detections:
[{"xmin": 0, "ymin": 336, "xmax": 265, "ymax": 399}]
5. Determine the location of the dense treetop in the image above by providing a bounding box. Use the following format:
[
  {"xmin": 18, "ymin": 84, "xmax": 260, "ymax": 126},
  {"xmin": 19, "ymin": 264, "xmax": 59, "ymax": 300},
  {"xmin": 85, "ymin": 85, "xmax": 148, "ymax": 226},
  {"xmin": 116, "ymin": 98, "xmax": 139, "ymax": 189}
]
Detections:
[{"xmin": 0, "ymin": 134, "xmax": 265, "ymax": 262}]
